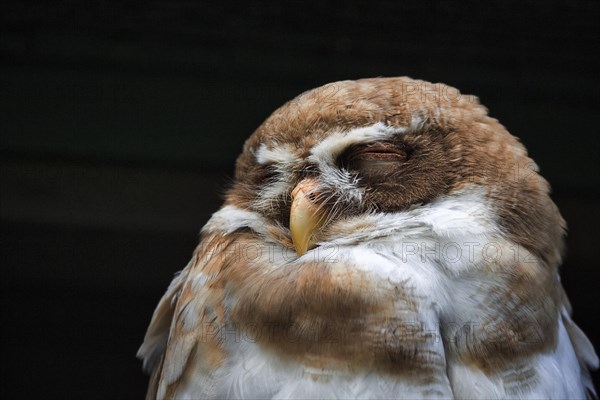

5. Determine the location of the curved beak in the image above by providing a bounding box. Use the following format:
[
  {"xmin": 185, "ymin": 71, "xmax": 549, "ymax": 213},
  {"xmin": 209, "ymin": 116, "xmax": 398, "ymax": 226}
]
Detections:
[{"xmin": 289, "ymin": 178, "xmax": 326, "ymax": 256}]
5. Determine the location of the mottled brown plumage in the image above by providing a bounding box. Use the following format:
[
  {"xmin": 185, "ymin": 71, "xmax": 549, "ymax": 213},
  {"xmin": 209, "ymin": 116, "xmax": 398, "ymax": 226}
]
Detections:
[{"xmin": 139, "ymin": 77, "xmax": 597, "ymax": 399}]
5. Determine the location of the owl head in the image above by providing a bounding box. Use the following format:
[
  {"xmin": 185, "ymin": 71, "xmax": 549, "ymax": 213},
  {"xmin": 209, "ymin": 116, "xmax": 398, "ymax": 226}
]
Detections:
[{"xmin": 213, "ymin": 77, "xmax": 563, "ymax": 268}]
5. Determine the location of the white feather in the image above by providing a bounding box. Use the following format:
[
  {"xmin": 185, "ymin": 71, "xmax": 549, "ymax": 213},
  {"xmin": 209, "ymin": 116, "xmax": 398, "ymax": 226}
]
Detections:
[
  {"xmin": 178, "ymin": 339, "xmax": 453, "ymax": 399},
  {"xmin": 202, "ymin": 205, "xmax": 272, "ymax": 238},
  {"xmin": 255, "ymin": 143, "xmax": 299, "ymax": 165}
]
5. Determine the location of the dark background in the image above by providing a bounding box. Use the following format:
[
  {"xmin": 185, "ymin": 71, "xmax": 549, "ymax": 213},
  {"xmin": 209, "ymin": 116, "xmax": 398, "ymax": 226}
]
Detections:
[{"xmin": 1, "ymin": 1, "xmax": 599, "ymax": 398}]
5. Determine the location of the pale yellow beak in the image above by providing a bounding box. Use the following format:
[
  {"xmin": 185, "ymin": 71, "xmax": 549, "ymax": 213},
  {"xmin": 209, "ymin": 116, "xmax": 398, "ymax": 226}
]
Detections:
[{"xmin": 289, "ymin": 178, "xmax": 326, "ymax": 256}]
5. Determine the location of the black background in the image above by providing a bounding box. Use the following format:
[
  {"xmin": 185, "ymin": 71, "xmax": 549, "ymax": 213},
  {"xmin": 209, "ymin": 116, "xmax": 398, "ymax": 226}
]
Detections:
[{"xmin": 1, "ymin": 1, "xmax": 599, "ymax": 398}]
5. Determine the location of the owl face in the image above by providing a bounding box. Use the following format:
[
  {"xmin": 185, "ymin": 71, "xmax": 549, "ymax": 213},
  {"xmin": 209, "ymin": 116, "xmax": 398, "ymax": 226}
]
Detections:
[{"xmin": 222, "ymin": 77, "xmax": 563, "ymax": 264}]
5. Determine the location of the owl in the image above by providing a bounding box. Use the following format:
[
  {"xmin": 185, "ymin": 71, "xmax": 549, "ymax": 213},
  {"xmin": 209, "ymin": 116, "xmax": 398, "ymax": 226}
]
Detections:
[{"xmin": 138, "ymin": 77, "xmax": 598, "ymax": 399}]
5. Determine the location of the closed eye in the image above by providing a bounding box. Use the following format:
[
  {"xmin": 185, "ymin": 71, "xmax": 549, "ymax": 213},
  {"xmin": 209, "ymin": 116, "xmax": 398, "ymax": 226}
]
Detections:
[
  {"xmin": 337, "ymin": 142, "xmax": 411, "ymax": 173},
  {"xmin": 259, "ymin": 164, "xmax": 279, "ymax": 182}
]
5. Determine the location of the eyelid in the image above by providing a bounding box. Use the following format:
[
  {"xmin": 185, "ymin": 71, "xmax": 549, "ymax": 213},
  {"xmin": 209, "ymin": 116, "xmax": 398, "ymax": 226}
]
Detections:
[
  {"xmin": 352, "ymin": 158, "xmax": 401, "ymax": 170},
  {"xmin": 353, "ymin": 149, "xmax": 406, "ymax": 160},
  {"xmin": 345, "ymin": 143, "xmax": 407, "ymax": 162},
  {"xmin": 336, "ymin": 141, "xmax": 411, "ymax": 175}
]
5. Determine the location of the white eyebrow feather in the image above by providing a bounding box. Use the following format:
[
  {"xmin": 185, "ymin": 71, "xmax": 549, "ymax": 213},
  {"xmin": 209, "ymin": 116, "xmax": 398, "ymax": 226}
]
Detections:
[
  {"xmin": 309, "ymin": 122, "xmax": 407, "ymax": 164},
  {"xmin": 255, "ymin": 143, "xmax": 298, "ymax": 165}
]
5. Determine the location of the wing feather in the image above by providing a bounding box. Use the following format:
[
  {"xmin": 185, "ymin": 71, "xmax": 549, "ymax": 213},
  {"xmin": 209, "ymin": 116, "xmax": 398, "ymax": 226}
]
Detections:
[
  {"xmin": 137, "ymin": 257, "xmax": 194, "ymax": 374},
  {"xmin": 138, "ymin": 233, "xmax": 234, "ymax": 400},
  {"xmin": 562, "ymin": 306, "xmax": 599, "ymax": 399}
]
